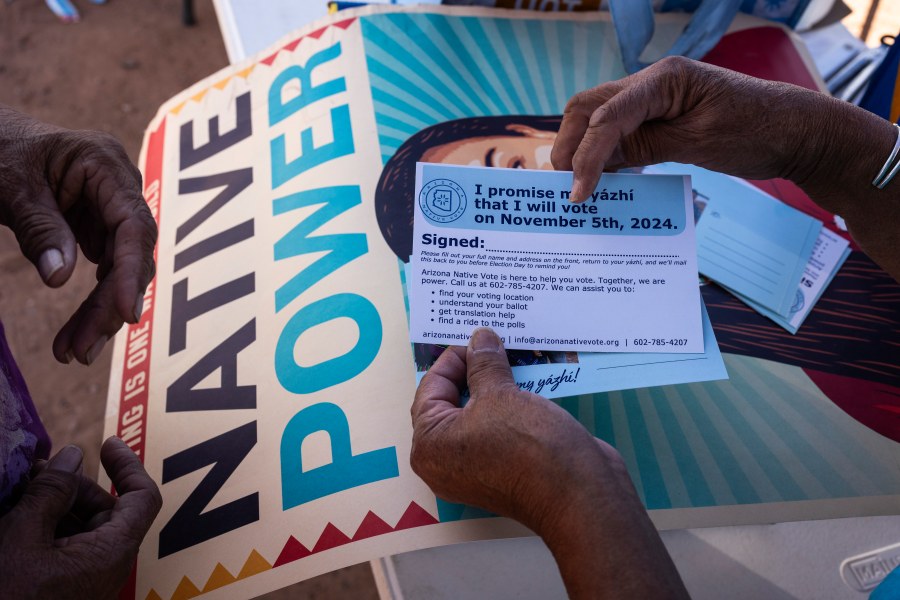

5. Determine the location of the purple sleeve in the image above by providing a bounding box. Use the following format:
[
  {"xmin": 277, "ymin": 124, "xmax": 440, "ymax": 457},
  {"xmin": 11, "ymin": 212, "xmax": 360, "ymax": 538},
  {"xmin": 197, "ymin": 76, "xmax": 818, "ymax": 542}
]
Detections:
[{"xmin": 0, "ymin": 321, "xmax": 51, "ymax": 512}]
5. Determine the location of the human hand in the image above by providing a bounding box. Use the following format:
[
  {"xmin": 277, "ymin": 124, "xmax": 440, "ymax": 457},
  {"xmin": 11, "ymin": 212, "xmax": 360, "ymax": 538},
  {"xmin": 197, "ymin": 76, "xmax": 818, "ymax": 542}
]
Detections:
[
  {"xmin": 0, "ymin": 105, "xmax": 157, "ymax": 365},
  {"xmin": 411, "ymin": 328, "xmax": 688, "ymax": 598},
  {"xmin": 410, "ymin": 327, "xmax": 626, "ymax": 532},
  {"xmin": 551, "ymin": 57, "xmax": 900, "ymax": 282},
  {"xmin": 0, "ymin": 437, "xmax": 162, "ymax": 600},
  {"xmin": 551, "ymin": 57, "xmax": 873, "ymax": 206}
]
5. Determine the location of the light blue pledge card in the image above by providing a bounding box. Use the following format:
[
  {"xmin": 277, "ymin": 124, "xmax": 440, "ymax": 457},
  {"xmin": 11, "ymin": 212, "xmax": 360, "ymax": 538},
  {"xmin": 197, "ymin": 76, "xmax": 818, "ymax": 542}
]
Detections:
[
  {"xmin": 646, "ymin": 163, "xmax": 823, "ymax": 318},
  {"xmin": 407, "ymin": 284, "xmax": 727, "ymax": 399},
  {"xmin": 725, "ymin": 224, "xmax": 850, "ymax": 334},
  {"xmin": 408, "ymin": 163, "xmax": 706, "ymax": 353}
]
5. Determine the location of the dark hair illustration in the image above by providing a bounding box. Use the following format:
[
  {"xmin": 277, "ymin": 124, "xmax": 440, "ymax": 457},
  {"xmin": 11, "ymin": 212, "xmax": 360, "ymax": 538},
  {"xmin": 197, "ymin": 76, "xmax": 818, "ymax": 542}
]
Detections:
[{"xmin": 374, "ymin": 115, "xmax": 562, "ymax": 261}]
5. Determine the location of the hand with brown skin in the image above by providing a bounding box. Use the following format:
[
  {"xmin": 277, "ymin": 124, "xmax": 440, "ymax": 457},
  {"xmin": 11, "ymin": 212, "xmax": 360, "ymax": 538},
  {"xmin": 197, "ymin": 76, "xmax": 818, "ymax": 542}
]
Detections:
[
  {"xmin": 0, "ymin": 437, "xmax": 162, "ymax": 600},
  {"xmin": 0, "ymin": 104, "xmax": 157, "ymax": 364},
  {"xmin": 551, "ymin": 56, "xmax": 900, "ymax": 282},
  {"xmin": 411, "ymin": 328, "xmax": 689, "ymax": 599}
]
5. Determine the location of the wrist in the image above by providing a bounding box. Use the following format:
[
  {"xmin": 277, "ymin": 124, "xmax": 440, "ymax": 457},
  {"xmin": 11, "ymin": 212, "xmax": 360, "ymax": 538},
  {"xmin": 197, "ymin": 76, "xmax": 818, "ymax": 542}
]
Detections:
[
  {"xmin": 524, "ymin": 440, "xmax": 636, "ymax": 543},
  {"xmin": 781, "ymin": 93, "xmax": 897, "ymax": 214},
  {"xmin": 527, "ymin": 441, "xmax": 689, "ymax": 599}
]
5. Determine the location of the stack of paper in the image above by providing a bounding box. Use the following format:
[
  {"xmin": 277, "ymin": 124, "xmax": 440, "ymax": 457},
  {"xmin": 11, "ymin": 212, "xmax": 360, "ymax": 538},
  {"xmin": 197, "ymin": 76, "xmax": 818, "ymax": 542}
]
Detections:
[
  {"xmin": 645, "ymin": 164, "xmax": 850, "ymax": 333},
  {"xmin": 406, "ymin": 162, "xmax": 729, "ymax": 398}
]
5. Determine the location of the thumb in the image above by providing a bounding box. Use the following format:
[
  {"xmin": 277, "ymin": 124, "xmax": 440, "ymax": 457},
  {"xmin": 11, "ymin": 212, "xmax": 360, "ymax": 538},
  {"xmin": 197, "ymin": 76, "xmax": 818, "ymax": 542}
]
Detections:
[
  {"xmin": 9, "ymin": 188, "xmax": 77, "ymax": 287},
  {"xmin": 12, "ymin": 445, "xmax": 83, "ymax": 541},
  {"xmin": 466, "ymin": 328, "xmax": 516, "ymax": 400}
]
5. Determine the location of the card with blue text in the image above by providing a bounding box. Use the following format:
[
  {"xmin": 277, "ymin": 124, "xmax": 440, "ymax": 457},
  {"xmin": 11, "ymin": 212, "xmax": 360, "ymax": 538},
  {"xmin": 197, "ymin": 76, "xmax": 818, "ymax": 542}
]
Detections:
[{"xmin": 408, "ymin": 163, "xmax": 705, "ymax": 353}]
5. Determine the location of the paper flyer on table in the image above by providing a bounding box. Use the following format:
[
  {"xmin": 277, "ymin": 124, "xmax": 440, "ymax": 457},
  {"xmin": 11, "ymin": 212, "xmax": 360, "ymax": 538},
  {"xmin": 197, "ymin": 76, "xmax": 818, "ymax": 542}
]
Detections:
[
  {"xmin": 645, "ymin": 163, "xmax": 823, "ymax": 318},
  {"xmin": 644, "ymin": 163, "xmax": 848, "ymax": 333},
  {"xmin": 408, "ymin": 163, "xmax": 705, "ymax": 353},
  {"xmin": 406, "ymin": 259, "xmax": 728, "ymax": 398},
  {"xmin": 100, "ymin": 7, "xmax": 900, "ymax": 600},
  {"xmin": 726, "ymin": 227, "xmax": 850, "ymax": 333}
]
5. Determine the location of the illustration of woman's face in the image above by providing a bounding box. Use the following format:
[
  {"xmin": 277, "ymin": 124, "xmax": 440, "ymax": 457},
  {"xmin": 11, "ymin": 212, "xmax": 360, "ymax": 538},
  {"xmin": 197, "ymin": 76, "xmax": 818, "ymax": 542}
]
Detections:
[{"xmin": 419, "ymin": 124, "xmax": 557, "ymax": 170}]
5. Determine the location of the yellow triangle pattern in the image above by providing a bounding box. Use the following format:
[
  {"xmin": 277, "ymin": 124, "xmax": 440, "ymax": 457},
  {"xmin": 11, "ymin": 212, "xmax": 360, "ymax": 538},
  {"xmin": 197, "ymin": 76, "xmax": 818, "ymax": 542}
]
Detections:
[
  {"xmin": 169, "ymin": 576, "xmax": 202, "ymax": 600},
  {"xmin": 152, "ymin": 549, "xmax": 273, "ymax": 598},
  {"xmin": 236, "ymin": 549, "xmax": 272, "ymax": 580},
  {"xmin": 166, "ymin": 63, "xmax": 258, "ymax": 116},
  {"xmin": 202, "ymin": 563, "xmax": 237, "ymax": 593},
  {"xmin": 164, "ymin": 37, "xmax": 269, "ymax": 116}
]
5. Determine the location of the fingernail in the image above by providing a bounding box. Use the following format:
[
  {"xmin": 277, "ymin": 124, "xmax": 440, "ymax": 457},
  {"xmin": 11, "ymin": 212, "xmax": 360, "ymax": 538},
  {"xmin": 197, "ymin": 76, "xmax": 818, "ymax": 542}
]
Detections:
[
  {"xmin": 568, "ymin": 183, "xmax": 581, "ymax": 203},
  {"xmin": 63, "ymin": 349, "xmax": 74, "ymax": 364},
  {"xmin": 38, "ymin": 248, "xmax": 64, "ymax": 282},
  {"xmin": 570, "ymin": 182, "xmax": 586, "ymax": 204},
  {"xmin": 86, "ymin": 336, "xmax": 108, "ymax": 365},
  {"xmin": 470, "ymin": 328, "xmax": 502, "ymax": 354},
  {"xmin": 133, "ymin": 295, "xmax": 144, "ymax": 322},
  {"xmin": 47, "ymin": 445, "xmax": 83, "ymax": 473}
]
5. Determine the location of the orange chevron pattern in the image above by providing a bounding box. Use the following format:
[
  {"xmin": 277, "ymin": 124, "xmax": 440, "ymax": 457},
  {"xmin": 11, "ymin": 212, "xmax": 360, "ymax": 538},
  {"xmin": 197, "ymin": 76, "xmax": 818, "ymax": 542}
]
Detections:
[
  {"xmin": 146, "ymin": 501, "xmax": 439, "ymax": 600},
  {"xmin": 169, "ymin": 576, "xmax": 201, "ymax": 600},
  {"xmin": 165, "ymin": 18, "xmax": 356, "ymax": 118},
  {"xmin": 200, "ymin": 563, "xmax": 236, "ymax": 593}
]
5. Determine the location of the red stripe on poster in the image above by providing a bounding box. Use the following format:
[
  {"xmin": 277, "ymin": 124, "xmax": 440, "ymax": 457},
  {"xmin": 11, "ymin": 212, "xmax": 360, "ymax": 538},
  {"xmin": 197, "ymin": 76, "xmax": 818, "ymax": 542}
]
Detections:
[
  {"xmin": 116, "ymin": 117, "xmax": 166, "ymax": 463},
  {"xmin": 116, "ymin": 118, "xmax": 166, "ymax": 600}
]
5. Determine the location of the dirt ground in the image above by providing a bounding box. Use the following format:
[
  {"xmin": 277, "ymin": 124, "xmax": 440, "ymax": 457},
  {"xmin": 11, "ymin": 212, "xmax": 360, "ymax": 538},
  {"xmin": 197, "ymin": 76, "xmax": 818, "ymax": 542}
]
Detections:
[
  {"xmin": 0, "ymin": 0, "xmax": 377, "ymax": 597},
  {"xmin": 2, "ymin": 0, "xmax": 899, "ymax": 598}
]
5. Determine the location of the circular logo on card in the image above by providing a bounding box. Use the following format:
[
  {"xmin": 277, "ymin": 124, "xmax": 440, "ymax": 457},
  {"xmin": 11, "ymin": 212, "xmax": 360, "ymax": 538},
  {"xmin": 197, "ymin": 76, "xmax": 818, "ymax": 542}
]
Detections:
[{"xmin": 419, "ymin": 179, "xmax": 466, "ymax": 224}]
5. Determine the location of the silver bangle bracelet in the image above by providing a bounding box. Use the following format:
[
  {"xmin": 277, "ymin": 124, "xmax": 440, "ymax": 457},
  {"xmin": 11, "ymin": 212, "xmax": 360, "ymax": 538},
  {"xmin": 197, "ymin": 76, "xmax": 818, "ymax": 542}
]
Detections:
[{"xmin": 873, "ymin": 122, "xmax": 900, "ymax": 189}]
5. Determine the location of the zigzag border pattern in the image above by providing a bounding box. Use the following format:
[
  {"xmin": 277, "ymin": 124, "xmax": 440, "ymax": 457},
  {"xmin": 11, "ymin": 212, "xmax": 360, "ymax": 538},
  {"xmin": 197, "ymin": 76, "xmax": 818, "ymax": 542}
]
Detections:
[
  {"xmin": 167, "ymin": 18, "xmax": 357, "ymax": 116},
  {"xmin": 147, "ymin": 501, "xmax": 439, "ymax": 600}
]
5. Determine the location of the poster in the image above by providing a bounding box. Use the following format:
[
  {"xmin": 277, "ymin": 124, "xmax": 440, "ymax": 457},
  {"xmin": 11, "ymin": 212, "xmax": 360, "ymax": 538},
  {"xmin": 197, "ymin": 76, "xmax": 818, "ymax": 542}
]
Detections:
[{"xmin": 101, "ymin": 6, "xmax": 900, "ymax": 599}]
